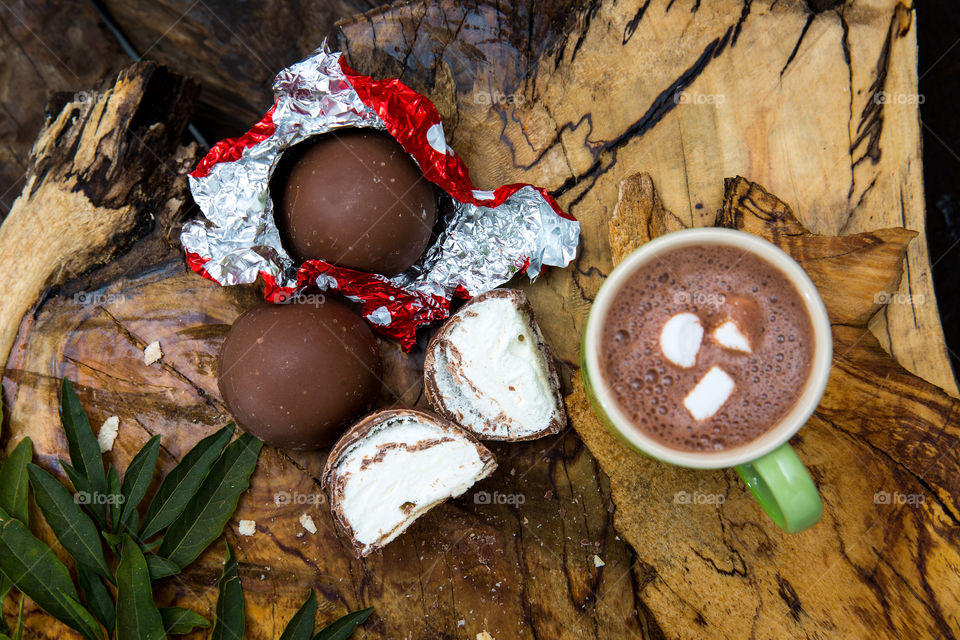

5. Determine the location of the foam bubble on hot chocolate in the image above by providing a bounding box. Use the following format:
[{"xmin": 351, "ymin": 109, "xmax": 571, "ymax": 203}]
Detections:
[
  {"xmin": 659, "ymin": 312, "xmax": 703, "ymax": 368},
  {"xmin": 683, "ymin": 365, "xmax": 735, "ymax": 421},
  {"xmin": 712, "ymin": 320, "xmax": 752, "ymax": 353}
]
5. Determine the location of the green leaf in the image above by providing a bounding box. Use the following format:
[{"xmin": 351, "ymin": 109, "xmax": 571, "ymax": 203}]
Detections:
[
  {"xmin": 159, "ymin": 607, "xmax": 210, "ymax": 635},
  {"xmin": 0, "ymin": 438, "xmax": 33, "ymax": 523},
  {"xmin": 107, "ymin": 466, "xmax": 121, "ymax": 532},
  {"xmin": 140, "ymin": 538, "xmax": 163, "ymax": 553},
  {"xmin": 0, "ymin": 437, "xmax": 29, "ymax": 635},
  {"xmin": 77, "ymin": 565, "xmax": 115, "ymax": 632},
  {"xmin": 0, "ymin": 506, "xmax": 99, "ymax": 639},
  {"xmin": 0, "ymin": 577, "xmax": 13, "ymax": 632},
  {"xmin": 312, "ymin": 607, "xmax": 374, "ymax": 640},
  {"xmin": 145, "ymin": 555, "xmax": 180, "ymax": 581},
  {"xmin": 101, "ymin": 531, "xmax": 123, "ymax": 548},
  {"xmin": 279, "ymin": 591, "xmax": 317, "ymax": 640},
  {"xmin": 0, "ymin": 438, "xmax": 32, "ymax": 628},
  {"xmin": 0, "ymin": 590, "xmax": 8, "ymax": 635},
  {"xmin": 124, "ymin": 508, "xmax": 139, "ymax": 535},
  {"xmin": 0, "ymin": 592, "xmax": 20, "ymax": 638},
  {"xmin": 140, "ymin": 425, "xmax": 234, "ymax": 540},
  {"xmin": 26, "ymin": 464, "xmax": 113, "ymax": 584},
  {"xmin": 59, "ymin": 380, "xmax": 107, "ymax": 520},
  {"xmin": 115, "ymin": 535, "xmax": 166, "ymax": 640},
  {"xmin": 119, "ymin": 436, "xmax": 161, "ymax": 529},
  {"xmin": 210, "ymin": 541, "xmax": 243, "ymax": 640},
  {"xmin": 157, "ymin": 434, "xmax": 262, "ymax": 568},
  {"xmin": 10, "ymin": 596, "xmax": 23, "ymax": 640},
  {"xmin": 60, "ymin": 459, "xmax": 104, "ymax": 527},
  {"xmin": 57, "ymin": 589, "xmax": 107, "ymax": 640}
]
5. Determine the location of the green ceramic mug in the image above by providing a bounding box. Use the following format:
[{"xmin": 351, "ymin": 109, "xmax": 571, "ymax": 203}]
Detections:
[{"xmin": 581, "ymin": 228, "xmax": 831, "ymax": 533}]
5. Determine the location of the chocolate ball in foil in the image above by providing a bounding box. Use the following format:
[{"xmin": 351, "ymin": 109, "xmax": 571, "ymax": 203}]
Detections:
[
  {"xmin": 274, "ymin": 129, "xmax": 437, "ymax": 276},
  {"xmin": 218, "ymin": 300, "xmax": 382, "ymax": 450}
]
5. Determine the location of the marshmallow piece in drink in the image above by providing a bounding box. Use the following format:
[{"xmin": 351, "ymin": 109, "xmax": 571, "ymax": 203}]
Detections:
[
  {"xmin": 683, "ymin": 366, "xmax": 735, "ymax": 421},
  {"xmin": 712, "ymin": 320, "xmax": 752, "ymax": 353},
  {"xmin": 659, "ymin": 312, "xmax": 703, "ymax": 368}
]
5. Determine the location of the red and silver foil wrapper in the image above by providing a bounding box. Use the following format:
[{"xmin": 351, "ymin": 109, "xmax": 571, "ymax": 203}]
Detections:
[{"xmin": 182, "ymin": 45, "xmax": 579, "ymax": 350}]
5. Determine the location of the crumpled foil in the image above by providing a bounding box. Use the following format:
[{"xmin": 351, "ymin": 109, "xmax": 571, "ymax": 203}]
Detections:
[{"xmin": 182, "ymin": 45, "xmax": 580, "ymax": 350}]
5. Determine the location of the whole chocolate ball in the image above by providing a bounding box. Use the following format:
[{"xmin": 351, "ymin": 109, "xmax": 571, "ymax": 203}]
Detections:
[
  {"xmin": 218, "ymin": 301, "xmax": 382, "ymax": 450},
  {"xmin": 275, "ymin": 130, "xmax": 437, "ymax": 276}
]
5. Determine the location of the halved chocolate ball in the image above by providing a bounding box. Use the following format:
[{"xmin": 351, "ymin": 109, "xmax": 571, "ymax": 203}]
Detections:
[
  {"xmin": 274, "ymin": 129, "xmax": 437, "ymax": 276},
  {"xmin": 218, "ymin": 301, "xmax": 382, "ymax": 450}
]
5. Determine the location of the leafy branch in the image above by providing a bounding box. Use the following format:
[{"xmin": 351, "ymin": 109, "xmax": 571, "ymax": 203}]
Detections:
[
  {"xmin": 0, "ymin": 379, "xmax": 374, "ymax": 639},
  {"xmin": 211, "ymin": 542, "xmax": 374, "ymax": 640},
  {"xmin": 0, "ymin": 379, "xmax": 262, "ymax": 638}
]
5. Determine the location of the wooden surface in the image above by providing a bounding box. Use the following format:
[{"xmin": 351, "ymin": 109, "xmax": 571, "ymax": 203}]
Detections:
[
  {"xmin": 337, "ymin": 0, "xmax": 956, "ymax": 397},
  {"xmin": 568, "ymin": 173, "xmax": 960, "ymax": 638},
  {"xmin": 1, "ymin": 60, "xmax": 645, "ymax": 640},
  {"xmin": 0, "ymin": 0, "xmax": 385, "ymax": 217},
  {"xmin": 1, "ymin": 0, "xmax": 957, "ymax": 638},
  {"xmin": 0, "ymin": 61, "xmax": 200, "ymax": 374},
  {"xmin": 0, "ymin": 1, "xmax": 127, "ymax": 217},
  {"xmin": 2, "ymin": 262, "xmax": 646, "ymax": 638}
]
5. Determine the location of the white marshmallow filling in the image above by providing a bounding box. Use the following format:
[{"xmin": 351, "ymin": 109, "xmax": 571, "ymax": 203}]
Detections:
[
  {"xmin": 712, "ymin": 320, "xmax": 752, "ymax": 353},
  {"xmin": 333, "ymin": 417, "xmax": 492, "ymax": 553},
  {"xmin": 432, "ymin": 297, "xmax": 558, "ymax": 439}
]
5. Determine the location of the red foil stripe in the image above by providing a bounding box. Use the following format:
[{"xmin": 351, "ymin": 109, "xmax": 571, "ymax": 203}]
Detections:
[
  {"xmin": 294, "ymin": 259, "xmax": 450, "ymax": 350},
  {"xmin": 260, "ymin": 271, "xmax": 297, "ymax": 303},
  {"xmin": 338, "ymin": 59, "xmax": 475, "ymax": 202},
  {"xmin": 184, "ymin": 251, "xmax": 218, "ymax": 283},
  {"xmin": 190, "ymin": 103, "xmax": 278, "ymax": 178}
]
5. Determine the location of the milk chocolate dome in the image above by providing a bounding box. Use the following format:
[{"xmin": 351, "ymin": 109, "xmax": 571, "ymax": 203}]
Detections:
[
  {"xmin": 275, "ymin": 129, "xmax": 437, "ymax": 276},
  {"xmin": 218, "ymin": 300, "xmax": 382, "ymax": 450}
]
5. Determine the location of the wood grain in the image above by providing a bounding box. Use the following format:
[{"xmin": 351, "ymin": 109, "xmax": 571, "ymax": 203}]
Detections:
[
  {"xmin": 1, "ymin": 0, "xmax": 956, "ymax": 638},
  {"xmin": 338, "ymin": 0, "xmax": 956, "ymax": 397},
  {"xmin": 565, "ymin": 172, "xmax": 960, "ymax": 639},
  {"xmin": 98, "ymin": 0, "xmax": 384, "ymax": 139},
  {"xmin": 0, "ymin": 61, "xmax": 199, "ymax": 380},
  {"xmin": 0, "ymin": 1, "xmax": 127, "ymax": 217}
]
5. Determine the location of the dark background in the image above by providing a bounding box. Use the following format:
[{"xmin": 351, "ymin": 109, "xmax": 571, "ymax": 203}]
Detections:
[
  {"xmin": 1, "ymin": 0, "xmax": 957, "ymax": 381},
  {"xmin": 917, "ymin": 4, "xmax": 960, "ymax": 380}
]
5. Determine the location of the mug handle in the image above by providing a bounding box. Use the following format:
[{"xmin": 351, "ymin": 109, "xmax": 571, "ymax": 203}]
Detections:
[{"xmin": 735, "ymin": 443, "xmax": 822, "ymax": 533}]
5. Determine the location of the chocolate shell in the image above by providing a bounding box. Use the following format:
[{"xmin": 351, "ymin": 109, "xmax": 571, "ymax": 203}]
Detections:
[
  {"xmin": 424, "ymin": 288, "xmax": 566, "ymax": 441},
  {"xmin": 218, "ymin": 300, "xmax": 382, "ymax": 450},
  {"xmin": 323, "ymin": 409, "xmax": 496, "ymax": 557},
  {"xmin": 274, "ymin": 129, "xmax": 437, "ymax": 276}
]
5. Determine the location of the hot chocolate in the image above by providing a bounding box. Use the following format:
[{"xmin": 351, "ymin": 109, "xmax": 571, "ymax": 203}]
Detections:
[{"xmin": 600, "ymin": 244, "xmax": 814, "ymax": 452}]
